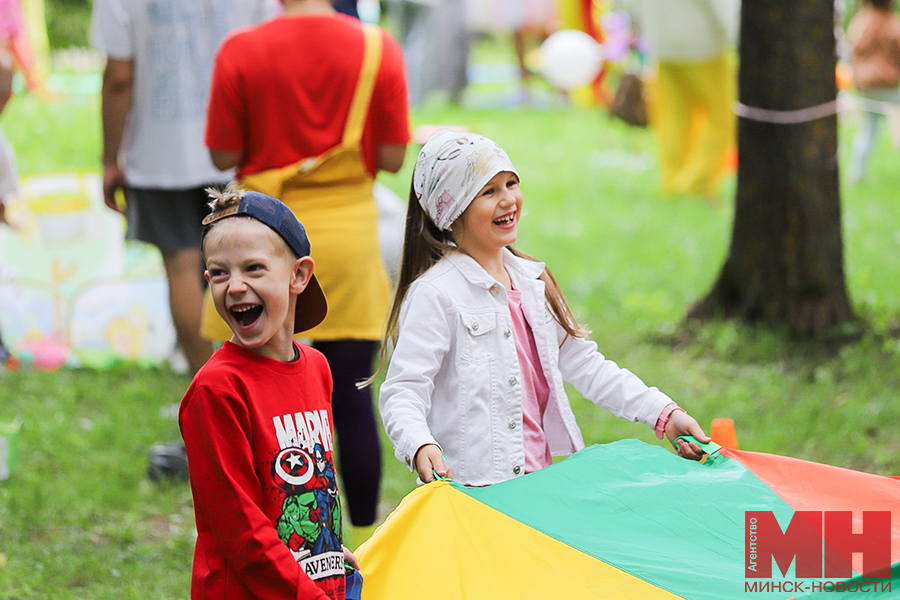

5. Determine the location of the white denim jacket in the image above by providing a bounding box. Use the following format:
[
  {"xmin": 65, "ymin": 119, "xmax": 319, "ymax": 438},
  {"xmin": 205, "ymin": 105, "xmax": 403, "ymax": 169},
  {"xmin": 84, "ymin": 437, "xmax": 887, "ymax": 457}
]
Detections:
[{"xmin": 379, "ymin": 249, "xmax": 674, "ymax": 486}]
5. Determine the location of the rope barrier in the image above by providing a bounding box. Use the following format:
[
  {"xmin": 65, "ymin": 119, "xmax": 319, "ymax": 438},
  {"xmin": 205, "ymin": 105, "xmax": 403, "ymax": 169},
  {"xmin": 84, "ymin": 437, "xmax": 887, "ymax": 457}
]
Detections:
[
  {"xmin": 735, "ymin": 99, "xmax": 839, "ymax": 124},
  {"xmin": 735, "ymin": 92, "xmax": 900, "ymax": 124}
]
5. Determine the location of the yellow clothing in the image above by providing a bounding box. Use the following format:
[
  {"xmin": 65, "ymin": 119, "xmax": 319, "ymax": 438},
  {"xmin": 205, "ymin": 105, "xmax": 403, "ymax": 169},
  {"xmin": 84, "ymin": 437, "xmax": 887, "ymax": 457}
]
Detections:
[
  {"xmin": 201, "ymin": 26, "xmax": 390, "ymax": 342},
  {"xmin": 648, "ymin": 52, "xmax": 736, "ymax": 197}
]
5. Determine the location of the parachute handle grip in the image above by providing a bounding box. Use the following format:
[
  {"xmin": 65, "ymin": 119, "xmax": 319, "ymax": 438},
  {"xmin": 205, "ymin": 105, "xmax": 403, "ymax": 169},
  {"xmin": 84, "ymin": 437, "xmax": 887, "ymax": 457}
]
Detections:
[{"xmin": 673, "ymin": 435, "xmax": 722, "ymax": 456}]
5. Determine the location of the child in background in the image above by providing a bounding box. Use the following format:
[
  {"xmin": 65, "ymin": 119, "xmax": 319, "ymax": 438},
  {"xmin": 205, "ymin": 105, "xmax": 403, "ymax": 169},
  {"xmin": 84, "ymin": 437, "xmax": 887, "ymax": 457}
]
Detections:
[
  {"xmin": 0, "ymin": 0, "xmax": 38, "ymax": 95},
  {"xmin": 0, "ymin": 2, "xmax": 20, "ymax": 368},
  {"xmin": 180, "ymin": 186, "xmax": 358, "ymax": 599},
  {"xmin": 0, "ymin": 132, "xmax": 16, "ymax": 367},
  {"xmin": 0, "ymin": 0, "xmax": 22, "ymax": 226},
  {"xmin": 0, "ymin": 131, "xmax": 15, "ymax": 366},
  {"xmin": 0, "ymin": 91, "xmax": 16, "ymax": 229},
  {"xmin": 847, "ymin": 0, "xmax": 900, "ymax": 185},
  {"xmin": 375, "ymin": 130, "xmax": 709, "ymax": 486}
]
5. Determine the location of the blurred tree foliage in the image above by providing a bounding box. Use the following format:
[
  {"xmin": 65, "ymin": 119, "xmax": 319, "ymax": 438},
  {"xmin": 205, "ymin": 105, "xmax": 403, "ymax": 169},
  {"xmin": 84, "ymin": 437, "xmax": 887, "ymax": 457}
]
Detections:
[{"xmin": 45, "ymin": 0, "xmax": 93, "ymax": 49}]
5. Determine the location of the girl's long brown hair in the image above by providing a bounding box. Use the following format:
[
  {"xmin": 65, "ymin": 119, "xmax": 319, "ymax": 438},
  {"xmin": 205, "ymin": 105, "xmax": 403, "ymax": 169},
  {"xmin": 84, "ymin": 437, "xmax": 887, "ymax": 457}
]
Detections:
[{"xmin": 363, "ymin": 183, "xmax": 588, "ymax": 386}]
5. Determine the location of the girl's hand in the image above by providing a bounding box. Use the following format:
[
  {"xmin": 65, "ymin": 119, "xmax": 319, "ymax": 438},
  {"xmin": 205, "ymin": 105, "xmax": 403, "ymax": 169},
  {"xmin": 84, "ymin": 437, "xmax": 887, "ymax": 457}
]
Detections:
[
  {"xmin": 414, "ymin": 444, "xmax": 453, "ymax": 482},
  {"xmin": 665, "ymin": 410, "xmax": 711, "ymax": 461},
  {"xmin": 343, "ymin": 545, "xmax": 360, "ymax": 571}
]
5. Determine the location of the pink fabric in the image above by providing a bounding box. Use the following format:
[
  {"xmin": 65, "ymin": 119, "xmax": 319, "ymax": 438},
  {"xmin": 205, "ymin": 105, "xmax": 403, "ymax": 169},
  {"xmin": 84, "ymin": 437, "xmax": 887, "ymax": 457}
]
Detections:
[
  {"xmin": 654, "ymin": 402, "xmax": 683, "ymax": 440},
  {"xmin": 0, "ymin": 0, "xmax": 22, "ymax": 40},
  {"xmin": 507, "ymin": 288, "xmax": 553, "ymax": 472}
]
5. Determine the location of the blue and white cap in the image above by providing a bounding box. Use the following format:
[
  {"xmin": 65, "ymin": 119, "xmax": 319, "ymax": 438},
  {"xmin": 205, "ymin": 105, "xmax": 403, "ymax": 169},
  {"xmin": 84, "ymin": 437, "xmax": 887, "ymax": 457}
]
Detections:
[{"xmin": 202, "ymin": 191, "xmax": 327, "ymax": 333}]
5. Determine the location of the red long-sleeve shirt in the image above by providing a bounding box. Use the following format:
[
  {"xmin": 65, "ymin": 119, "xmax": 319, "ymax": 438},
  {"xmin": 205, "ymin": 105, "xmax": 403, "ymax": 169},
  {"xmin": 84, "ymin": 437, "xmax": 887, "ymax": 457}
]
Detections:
[{"xmin": 180, "ymin": 341, "xmax": 344, "ymax": 600}]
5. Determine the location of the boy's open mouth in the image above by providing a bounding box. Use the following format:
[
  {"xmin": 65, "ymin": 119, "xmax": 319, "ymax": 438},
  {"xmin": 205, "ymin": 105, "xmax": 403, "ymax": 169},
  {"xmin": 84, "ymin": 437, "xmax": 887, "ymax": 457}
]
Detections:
[{"xmin": 231, "ymin": 304, "xmax": 263, "ymax": 327}]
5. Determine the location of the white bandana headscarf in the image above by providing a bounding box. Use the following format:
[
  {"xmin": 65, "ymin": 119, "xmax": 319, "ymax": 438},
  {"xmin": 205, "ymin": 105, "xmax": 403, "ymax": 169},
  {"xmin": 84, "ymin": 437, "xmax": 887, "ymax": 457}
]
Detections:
[{"xmin": 413, "ymin": 129, "xmax": 518, "ymax": 231}]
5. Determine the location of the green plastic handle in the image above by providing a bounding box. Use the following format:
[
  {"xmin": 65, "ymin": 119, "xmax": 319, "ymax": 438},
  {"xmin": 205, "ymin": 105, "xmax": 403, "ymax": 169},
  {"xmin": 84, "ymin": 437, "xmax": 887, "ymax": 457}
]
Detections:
[
  {"xmin": 432, "ymin": 455, "xmax": 452, "ymax": 482},
  {"xmin": 673, "ymin": 435, "xmax": 721, "ymax": 455}
]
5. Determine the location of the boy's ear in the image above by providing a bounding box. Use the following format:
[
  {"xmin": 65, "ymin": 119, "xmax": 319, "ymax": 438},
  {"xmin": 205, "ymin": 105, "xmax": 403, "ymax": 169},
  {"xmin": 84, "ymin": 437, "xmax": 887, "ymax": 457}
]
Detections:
[
  {"xmin": 203, "ymin": 269, "xmax": 211, "ymax": 283},
  {"xmin": 290, "ymin": 256, "xmax": 315, "ymax": 294}
]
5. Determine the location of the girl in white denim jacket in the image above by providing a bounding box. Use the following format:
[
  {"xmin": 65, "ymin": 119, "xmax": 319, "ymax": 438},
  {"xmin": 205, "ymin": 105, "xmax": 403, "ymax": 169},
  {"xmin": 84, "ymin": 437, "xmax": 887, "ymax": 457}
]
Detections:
[{"xmin": 373, "ymin": 130, "xmax": 709, "ymax": 486}]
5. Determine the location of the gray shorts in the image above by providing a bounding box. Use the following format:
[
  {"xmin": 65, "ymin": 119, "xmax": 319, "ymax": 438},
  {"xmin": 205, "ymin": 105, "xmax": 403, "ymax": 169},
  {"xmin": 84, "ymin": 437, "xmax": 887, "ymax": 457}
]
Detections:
[{"xmin": 125, "ymin": 184, "xmax": 227, "ymax": 253}]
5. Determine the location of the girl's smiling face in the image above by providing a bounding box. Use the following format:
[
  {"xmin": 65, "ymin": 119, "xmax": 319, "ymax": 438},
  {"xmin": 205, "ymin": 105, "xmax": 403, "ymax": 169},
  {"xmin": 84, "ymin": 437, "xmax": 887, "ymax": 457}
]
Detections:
[
  {"xmin": 203, "ymin": 218, "xmax": 310, "ymax": 360},
  {"xmin": 451, "ymin": 170, "xmax": 522, "ymax": 261}
]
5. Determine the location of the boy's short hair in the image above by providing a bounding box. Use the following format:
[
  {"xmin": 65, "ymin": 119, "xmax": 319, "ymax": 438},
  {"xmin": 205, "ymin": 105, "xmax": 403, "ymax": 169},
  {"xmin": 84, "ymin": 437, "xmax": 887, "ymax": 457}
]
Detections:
[{"xmin": 202, "ymin": 188, "xmax": 328, "ymax": 333}]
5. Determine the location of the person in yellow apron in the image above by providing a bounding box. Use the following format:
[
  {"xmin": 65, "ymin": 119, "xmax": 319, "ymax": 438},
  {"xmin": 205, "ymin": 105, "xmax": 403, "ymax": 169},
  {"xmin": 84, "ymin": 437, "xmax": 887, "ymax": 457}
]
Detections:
[
  {"xmin": 203, "ymin": 1, "xmax": 411, "ymax": 549},
  {"xmin": 618, "ymin": 0, "xmax": 738, "ymax": 201}
]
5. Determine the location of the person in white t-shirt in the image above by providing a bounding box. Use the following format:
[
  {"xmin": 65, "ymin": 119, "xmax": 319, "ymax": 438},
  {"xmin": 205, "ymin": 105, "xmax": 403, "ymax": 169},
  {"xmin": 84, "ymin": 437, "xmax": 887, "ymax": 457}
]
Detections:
[{"xmin": 90, "ymin": 0, "xmax": 272, "ymax": 375}]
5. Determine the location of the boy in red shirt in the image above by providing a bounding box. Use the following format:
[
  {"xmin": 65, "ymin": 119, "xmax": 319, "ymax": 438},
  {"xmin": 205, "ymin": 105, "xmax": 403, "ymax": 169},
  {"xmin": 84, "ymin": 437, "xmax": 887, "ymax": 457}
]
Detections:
[
  {"xmin": 179, "ymin": 186, "xmax": 358, "ymax": 599},
  {"xmin": 204, "ymin": 1, "xmax": 411, "ymax": 548}
]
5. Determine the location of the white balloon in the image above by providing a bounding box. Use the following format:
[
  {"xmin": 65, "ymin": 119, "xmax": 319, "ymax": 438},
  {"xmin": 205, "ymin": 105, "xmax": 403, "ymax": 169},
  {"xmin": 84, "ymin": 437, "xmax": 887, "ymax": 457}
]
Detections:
[{"xmin": 539, "ymin": 30, "xmax": 604, "ymax": 91}]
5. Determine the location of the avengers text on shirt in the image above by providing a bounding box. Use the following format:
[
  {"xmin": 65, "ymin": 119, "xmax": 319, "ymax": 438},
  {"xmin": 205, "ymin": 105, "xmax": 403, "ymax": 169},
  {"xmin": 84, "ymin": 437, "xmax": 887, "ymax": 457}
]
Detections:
[{"xmin": 271, "ymin": 410, "xmax": 344, "ymax": 582}]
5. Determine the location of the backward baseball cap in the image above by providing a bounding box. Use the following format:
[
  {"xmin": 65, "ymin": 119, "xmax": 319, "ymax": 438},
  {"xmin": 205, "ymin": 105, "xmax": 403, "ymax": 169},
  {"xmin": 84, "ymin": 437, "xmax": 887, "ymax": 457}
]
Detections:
[{"xmin": 202, "ymin": 191, "xmax": 328, "ymax": 334}]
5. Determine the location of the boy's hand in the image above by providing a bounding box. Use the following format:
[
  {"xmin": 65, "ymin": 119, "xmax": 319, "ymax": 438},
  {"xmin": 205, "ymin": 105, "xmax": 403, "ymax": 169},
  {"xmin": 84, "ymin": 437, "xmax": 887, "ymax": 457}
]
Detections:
[
  {"xmin": 103, "ymin": 163, "xmax": 126, "ymax": 213},
  {"xmin": 343, "ymin": 546, "xmax": 360, "ymax": 571},
  {"xmin": 665, "ymin": 411, "xmax": 711, "ymax": 461},
  {"xmin": 414, "ymin": 444, "xmax": 453, "ymax": 482}
]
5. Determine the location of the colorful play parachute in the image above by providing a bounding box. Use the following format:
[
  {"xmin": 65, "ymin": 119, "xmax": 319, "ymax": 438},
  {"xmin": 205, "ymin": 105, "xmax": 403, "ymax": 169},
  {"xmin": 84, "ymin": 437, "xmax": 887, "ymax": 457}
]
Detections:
[{"xmin": 356, "ymin": 439, "xmax": 899, "ymax": 599}]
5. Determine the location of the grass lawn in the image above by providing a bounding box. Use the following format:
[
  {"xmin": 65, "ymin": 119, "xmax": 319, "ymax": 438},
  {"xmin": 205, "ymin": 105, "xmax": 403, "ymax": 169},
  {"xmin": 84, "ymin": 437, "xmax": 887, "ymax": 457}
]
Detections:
[{"xmin": 2, "ymin": 57, "xmax": 900, "ymax": 597}]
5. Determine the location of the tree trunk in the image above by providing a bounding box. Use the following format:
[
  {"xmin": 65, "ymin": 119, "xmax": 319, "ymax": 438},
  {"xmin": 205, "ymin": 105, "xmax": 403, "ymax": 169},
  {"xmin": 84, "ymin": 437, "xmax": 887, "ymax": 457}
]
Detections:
[{"xmin": 689, "ymin": 0, "xmax": 855, "ymax": 335}]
